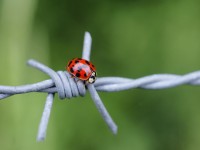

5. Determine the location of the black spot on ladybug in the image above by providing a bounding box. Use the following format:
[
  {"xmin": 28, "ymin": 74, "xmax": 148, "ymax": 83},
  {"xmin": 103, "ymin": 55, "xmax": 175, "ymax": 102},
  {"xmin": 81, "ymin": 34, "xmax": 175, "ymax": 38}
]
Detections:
[
  {"xmin": 75, "ymin": 60, "xmax": 79, "ymax": 64},
  {"xmin": 70, "ymin": 68, "xmax": 74, "ymax": 73},
  {"xmin": 85, "ymin": 60, "xmax": 90, "ymax": 65},
  {"xmin": 68, "ymin": 61, "xmax": 72, "ymax": 66},
  {"xmin": 76, "ymin": 73, "xmax": 80, "ymax": 77},
  {"xmin": 77, "ymin": 58, "xmax": 82, "ymax": 60},
  {"xmin": 92, "ymin": 64, "xmax": 95, "ymax": 68},
  {"xmin": 78, "ymin": 70, "xmax": 81, "ymax": 72},
  {"xmin": 84, "ymin": 73, "xmax": 87, "ymax": 77}
]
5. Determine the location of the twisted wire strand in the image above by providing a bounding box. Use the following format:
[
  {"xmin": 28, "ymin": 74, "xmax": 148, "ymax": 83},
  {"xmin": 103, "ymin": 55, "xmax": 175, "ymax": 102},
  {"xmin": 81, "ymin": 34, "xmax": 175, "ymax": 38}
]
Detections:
[
  {"xmin": 1, "ymin": 71, "xmax": 200, "ymax": 98},
  {"xmin": 1, "ymin": 32, "xmax": 200, "ymax": 141}
]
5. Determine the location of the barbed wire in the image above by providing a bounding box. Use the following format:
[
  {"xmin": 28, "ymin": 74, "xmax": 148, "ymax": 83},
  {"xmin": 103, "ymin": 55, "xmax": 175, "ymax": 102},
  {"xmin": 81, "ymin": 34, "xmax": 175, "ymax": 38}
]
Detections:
[{"xmin": 1, "ymin": 32, "xmax": 200, "ymax": 141}]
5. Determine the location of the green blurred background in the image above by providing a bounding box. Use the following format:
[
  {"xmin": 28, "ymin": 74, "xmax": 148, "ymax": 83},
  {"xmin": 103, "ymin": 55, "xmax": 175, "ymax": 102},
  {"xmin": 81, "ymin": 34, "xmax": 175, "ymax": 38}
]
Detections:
[{"xmin": 0, "ymin": 0, "xmax": 200, "ymax": 150}]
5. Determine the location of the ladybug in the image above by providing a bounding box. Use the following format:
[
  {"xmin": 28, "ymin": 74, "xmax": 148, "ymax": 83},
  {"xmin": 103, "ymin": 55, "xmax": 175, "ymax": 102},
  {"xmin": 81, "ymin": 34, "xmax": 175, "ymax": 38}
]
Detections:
[{"xmin": 67, "ymin": 58, "xmax": 97, "ymax": 84}]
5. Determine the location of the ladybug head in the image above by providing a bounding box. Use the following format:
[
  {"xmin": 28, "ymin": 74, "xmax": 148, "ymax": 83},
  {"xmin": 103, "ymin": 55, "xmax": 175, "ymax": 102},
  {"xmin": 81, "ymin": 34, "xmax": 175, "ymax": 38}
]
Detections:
[{"xmin": 88, "ymin": 71, "xmax": 97, "ymax": 84}]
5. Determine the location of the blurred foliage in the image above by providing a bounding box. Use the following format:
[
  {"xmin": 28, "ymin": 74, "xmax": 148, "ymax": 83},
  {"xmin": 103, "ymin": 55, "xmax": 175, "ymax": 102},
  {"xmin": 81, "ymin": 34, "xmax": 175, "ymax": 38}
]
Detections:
[{"xmin": 0, "ymin": 0, "xmax": 200, "ymax": 150}]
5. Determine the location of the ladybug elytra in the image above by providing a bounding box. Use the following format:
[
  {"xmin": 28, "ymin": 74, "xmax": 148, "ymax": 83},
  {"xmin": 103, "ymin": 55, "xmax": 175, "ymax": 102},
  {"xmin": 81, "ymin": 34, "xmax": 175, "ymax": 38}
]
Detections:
[{"xmin": 67, "ymin": 58, "xmax": 97, "ymax": 84}]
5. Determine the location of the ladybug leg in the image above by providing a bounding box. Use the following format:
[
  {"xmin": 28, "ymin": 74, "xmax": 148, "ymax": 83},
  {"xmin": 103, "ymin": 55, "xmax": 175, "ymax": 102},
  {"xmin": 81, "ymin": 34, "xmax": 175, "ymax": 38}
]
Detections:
[
  {"xmin": 69, "ymin": 75, "xmax": 79, "ymax": 82},
  {"xmin": 76, "ymin": 79, "xmax": 80, "ymax": 82},
  {"xmin": 70, "ymin": 75, "xmax": 82, "ymax": 84},
  {"xmin": 70, "ymin": 75, "xmax": 76, "ymax": 78},
  {"xmin": 72, "ymin": 77, "xmax": 80, "ymax": 83},
  {"xmin": 74, "ymin": 78, "xmax": 85, "ymax": 84}
]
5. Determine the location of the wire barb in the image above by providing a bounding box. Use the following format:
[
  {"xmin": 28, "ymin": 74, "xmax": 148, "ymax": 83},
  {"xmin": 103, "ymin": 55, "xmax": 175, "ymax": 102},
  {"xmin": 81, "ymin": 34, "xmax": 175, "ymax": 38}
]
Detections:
[
  {"xmin": 1, "ymin": 32, "xmax": 200, "ymax": 141},
  {"xmin": 37, "ymin": 93, "xmax": 54, "ymax": 141},
  {"xmin": 88, "ymin": 85, "xmax": 117, "ymax": 134}
]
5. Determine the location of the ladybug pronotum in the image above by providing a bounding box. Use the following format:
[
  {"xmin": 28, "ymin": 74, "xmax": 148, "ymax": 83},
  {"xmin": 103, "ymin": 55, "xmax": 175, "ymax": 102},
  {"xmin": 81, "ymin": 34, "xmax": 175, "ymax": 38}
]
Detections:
[{"xmin": 67, "ymin": 58, "xmax": 97, "ymax": 84}]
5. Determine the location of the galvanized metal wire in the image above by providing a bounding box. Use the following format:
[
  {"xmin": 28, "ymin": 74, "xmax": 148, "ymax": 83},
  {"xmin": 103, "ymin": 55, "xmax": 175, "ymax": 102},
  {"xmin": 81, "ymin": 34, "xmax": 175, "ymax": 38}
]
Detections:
[{"xmin": 0, "ymin": 32, "xmax": 200, "ymax": 141}]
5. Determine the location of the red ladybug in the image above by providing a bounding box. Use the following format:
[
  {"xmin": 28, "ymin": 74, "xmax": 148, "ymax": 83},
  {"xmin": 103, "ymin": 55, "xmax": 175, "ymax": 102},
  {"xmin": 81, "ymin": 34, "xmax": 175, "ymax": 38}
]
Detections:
[{"xmin": 67, "ymin": 58, "xmax": 97, "ymax": 84}]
